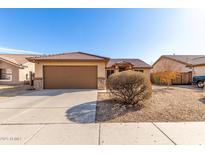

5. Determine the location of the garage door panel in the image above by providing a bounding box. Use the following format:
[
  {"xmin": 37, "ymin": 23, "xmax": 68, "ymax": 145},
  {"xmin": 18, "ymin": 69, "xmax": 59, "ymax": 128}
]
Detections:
[{"xmin": 44, "ymin": 66, "xmax": 97, "ymax": 89}]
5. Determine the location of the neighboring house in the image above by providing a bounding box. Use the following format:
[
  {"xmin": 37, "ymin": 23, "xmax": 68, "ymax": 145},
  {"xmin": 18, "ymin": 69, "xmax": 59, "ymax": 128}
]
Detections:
[
  {"xmin": 27, "ymin": 52, "xmax": 152, "ymax": 90},
  {"xmin": 186, "ymin": 56, "xmax": 205, "ymax": 76},
  {"xmin": 0, "ymin": 54, "xmax": 36, "ymax": 85},
  {"xmin": 152, "ymin": 55, "xmax": 205, "ymax": 84}
]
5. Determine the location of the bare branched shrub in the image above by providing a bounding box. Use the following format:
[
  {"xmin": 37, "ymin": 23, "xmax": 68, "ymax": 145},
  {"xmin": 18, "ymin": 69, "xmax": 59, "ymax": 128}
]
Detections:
[{"xmin": 107, "ymin": 70, "xmax": 152, "ymax": 105}]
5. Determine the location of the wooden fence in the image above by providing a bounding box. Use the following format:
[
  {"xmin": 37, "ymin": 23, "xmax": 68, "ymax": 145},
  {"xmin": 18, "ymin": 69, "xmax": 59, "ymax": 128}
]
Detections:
[{"xmin": 171, "ymin": 72, "xmax": 192, "ymax": 85}]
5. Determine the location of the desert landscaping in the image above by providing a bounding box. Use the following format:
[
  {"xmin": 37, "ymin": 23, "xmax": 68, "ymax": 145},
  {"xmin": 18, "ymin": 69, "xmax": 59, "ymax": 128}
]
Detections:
[{"xmin": 96, "ymin": 85, "xmax": 205, "ymax": 122}]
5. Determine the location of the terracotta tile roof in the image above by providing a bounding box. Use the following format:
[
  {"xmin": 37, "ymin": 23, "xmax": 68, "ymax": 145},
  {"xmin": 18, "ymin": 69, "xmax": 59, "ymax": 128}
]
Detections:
[
  {"xmin": 107, "ymin": 59, "xmax": 152, "ymax": 68},
  {"xmin": 27, "ymin": 52, "xmax": 109, "ymax": 61},
  {"xmin": 0, "ymin": 54, "xmax": 38, "ymax": 66}
]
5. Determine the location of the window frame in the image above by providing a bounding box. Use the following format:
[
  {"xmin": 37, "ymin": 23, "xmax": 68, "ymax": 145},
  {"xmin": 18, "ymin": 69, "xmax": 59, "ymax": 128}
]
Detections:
[
  {"xmin": 0, "ymin": 68, "xmax": 12, "ymax": 81},
  {"xmin": 106, "ymin": 69, "xmax": 115, "ymax": 78}
]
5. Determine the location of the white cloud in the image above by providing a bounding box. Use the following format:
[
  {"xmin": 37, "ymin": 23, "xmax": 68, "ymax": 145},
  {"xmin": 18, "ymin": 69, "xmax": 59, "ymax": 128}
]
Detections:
[{"xmin": 0, "ymin": 47, "xmax": 42, "ymax": 54}]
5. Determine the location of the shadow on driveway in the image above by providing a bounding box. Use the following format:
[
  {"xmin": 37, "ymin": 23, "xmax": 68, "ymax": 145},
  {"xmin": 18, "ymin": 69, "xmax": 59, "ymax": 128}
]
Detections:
[{"xmin": 65, "ymin": 101, "xmax": 96, "ymax": 123}]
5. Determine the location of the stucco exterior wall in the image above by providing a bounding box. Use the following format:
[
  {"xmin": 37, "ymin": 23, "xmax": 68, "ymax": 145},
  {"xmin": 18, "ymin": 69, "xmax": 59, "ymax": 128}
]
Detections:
[
  {"xmin": 35, "ymin": 61, "xmax": 107, "ymax": 78},
  {"xmin": 153, "ymin": 57, "xmax": 192, "ymax": 72},
  {"xmin": 34, "ymin": 61, "xmax": 107, "ymax": 89},
  {"xmin": 142, "ymin": 69, "xmax": 151, "ymax": 79},
  {"xmin": 193, "ymin": 65, "xmax": 205, "ymax": 76},
  {"xmin": 19, "ymin": 62, "xmax": 35, "ymax": 81},
  {"xmin": 0, "ymin": 60, "xmax": 19, "ymax": 85},
  {"xmin": 0, "ymin": 61, "xmax": 35, "ymax": 85}
]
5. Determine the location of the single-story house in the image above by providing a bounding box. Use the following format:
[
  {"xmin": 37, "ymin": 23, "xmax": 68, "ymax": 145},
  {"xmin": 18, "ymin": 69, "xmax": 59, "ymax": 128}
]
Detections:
[
  {"xmin": 152, "ymin": 55, "xmax": 205, "ymax": 84},
  {"xmin": 27, "ymin": 52, "xmax": 152, "ymax": 90},
  {"xmin": 0, "ymin": 54, "xmax": 35, "ymax": 85}
]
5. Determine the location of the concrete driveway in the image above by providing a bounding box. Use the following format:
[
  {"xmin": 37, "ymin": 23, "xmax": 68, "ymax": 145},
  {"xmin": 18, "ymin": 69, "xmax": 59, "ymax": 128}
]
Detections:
[
  {"xmin": 0, "ymin": 89, "xmax": 205, "ymax": 145},
  {"xmin": 0, "ymin": 89, "xmax": 97, "ymax": 124},
  {"xmin": 0, "ymin": 89, "xmax": 98, "ymax": 144}
]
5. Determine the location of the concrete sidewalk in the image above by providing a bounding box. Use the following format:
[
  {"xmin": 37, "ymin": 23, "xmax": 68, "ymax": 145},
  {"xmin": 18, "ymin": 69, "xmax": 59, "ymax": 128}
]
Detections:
[{"xmin": 0, "ymin": 122, "xmax": 205, "ymax": 145}]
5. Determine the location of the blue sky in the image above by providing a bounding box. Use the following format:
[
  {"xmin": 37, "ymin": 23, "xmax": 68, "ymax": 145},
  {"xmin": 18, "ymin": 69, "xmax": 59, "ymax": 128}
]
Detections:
[{"xmin": 0, "ymin": 9, "xmax": 205, "ymax": 64}]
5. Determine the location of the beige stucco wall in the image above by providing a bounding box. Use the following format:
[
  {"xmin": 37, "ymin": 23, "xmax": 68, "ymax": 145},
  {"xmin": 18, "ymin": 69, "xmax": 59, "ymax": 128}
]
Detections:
[
  {"xmin": 34, "ymin": 61, "xmax": 107, "ymax": 89},
  {"xmin": 153, "ymin": 57, "xmax": 192, "ymax": 72},
  {"xmin": 192, "ymin": 65, "xmax": 205, "ymax": 76},
  {"xmin": 35, "ymin": 61, "xmax": 107, "ymax": 78},
  {"xmin": 0, "ymin": 60, "xmax": 35, "ymax": 85},
  {"xmin": 142, "ymin": 69, "xmax": 151, "ymax": 79},
  {"xmin": 19, "ymin": 62, "xmax": 35, "ymax": 81},
  {"xmin": 0, "ymin": 60, "xmax": 19, "ymax": 84}
]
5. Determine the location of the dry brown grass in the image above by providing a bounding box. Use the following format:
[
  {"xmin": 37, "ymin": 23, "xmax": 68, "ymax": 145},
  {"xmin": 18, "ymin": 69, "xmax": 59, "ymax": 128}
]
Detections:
[{"xmin": 96, "ymin": 85, "xmax": 205, "ymax": 122}]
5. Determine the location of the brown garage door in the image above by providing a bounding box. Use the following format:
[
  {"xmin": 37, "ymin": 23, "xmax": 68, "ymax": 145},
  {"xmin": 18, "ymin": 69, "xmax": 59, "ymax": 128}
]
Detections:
[{"xmin": 43, "ymin": 66, "xmax": 97, "ymax": 89}]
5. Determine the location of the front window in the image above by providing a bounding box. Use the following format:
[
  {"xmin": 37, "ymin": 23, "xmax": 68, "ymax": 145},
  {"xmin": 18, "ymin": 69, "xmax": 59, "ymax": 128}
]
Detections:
[
  {"xmin": 0, "ymin": 69, "xmax": 12, "ymax": 80},
  {"xmin": 119, "ymin": 67, "xmax": 126, "ymax": 72},
  {"xmin": 107, "ymin": 70, "xmax": 114, "ymax": 78}
]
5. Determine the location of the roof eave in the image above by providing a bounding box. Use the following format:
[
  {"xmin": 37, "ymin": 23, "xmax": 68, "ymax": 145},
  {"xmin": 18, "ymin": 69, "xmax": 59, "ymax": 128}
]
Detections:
[
  {"xmin": 0, "ymin": 57, "xmax": 23, "ymax": 68},
  {"xmin": 106, "ymin": 66, "xmax": 152, "ymax": 69},
  {"xmin": 26, "ymin": 52, "xmax": 110, "ymax": 63},
  {"xmin": 26, "ymin": 58, "xmax": 109, "ymax": 63},
  {"xmin": 187, "ymin": 63, "xmax": 205, "ymax": 67},
  {"xmin": 152, "ymin": 56, "xmax": 191, "ymax": 67},
  {"xmin": 134, "ymin": 66, "xmax": 153, "ymax": 69}
]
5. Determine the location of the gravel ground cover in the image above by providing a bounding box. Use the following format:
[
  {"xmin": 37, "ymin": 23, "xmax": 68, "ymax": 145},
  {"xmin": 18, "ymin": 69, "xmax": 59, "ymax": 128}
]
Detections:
[{"xmin": 96, "ymin": 85, "xmax": 205, "ymax": 122}]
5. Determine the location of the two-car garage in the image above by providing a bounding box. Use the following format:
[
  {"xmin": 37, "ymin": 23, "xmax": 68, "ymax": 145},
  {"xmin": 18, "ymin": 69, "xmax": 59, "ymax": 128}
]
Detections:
[
  {"xmin": 43, "ymin": 66, "xmax": 98, "ymax": 89},
  {"xmin": 27, "ymin": 52, "xmax": 109, "ymax": 90}
]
